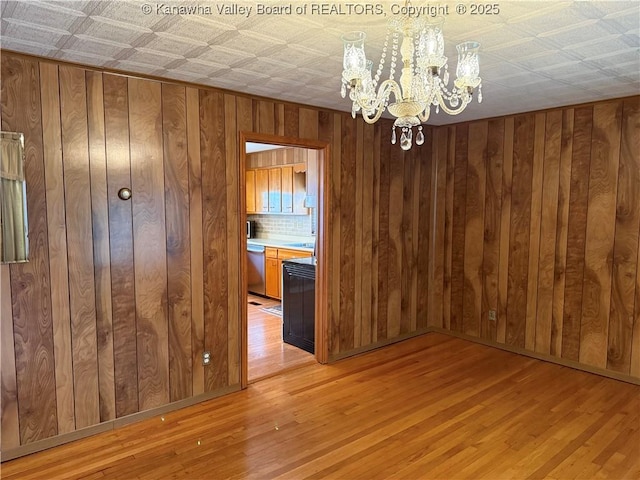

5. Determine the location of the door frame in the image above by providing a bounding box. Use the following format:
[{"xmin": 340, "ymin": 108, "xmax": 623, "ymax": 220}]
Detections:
[{"xmin": 239, "ymin": 131, "xmax": 330, "ymax": 388}]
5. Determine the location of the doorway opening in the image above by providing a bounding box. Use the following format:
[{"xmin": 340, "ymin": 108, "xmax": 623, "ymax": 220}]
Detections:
[{"xmin": 239, "ymin": 133, "xmax": 329, "ymax": 387}]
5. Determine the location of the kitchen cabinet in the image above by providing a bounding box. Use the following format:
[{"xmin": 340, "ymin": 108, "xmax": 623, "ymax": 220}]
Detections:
[
  {"xmin": 254, "ymin": 169, "xmax": 269, "ymax": 213},
  {"xmin": 246, "ymin": 164, "xmax": 307, "ymax": 215},
  {"xmin": 264, "ymin": 246, "xmax": 312, "ymax": 300},
  {"xmin": 246, "ymin": 169, "xmax": 256, "ymax": 213},
  {"xmin": 268, "ymin": 168, "xmax": 282, "ymax": 212}
]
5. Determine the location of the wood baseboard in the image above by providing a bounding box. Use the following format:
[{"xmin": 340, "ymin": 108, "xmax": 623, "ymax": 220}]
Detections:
[
  {"xmin": 0, "ymin": 384, "xmax": 240, "ymax": 462},
  {"xmin": 427, "ymin": 327, "xmax": 640, "ymax": 386}
]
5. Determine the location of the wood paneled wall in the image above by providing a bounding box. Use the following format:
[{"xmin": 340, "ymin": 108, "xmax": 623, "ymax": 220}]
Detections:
[
  {"xmin": 1, "ymin": 51, "xmax": 638, "ymax": 457},
  {"xmin": 0, "ymin": 52, "xmax": 430, "ymax": 454},
  {"xmin": 430, "ymin": 97, "xmax": 640, "ymax": 377},
  {"xmin": 247, "ymin": 146, "xmax": 314, "ymax": 168}
]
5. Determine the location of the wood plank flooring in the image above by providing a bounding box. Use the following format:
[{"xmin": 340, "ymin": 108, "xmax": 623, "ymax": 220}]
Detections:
[
  {"xmin": 248, "ymin": 294, "xmax": 315, "ymax": 382},
  {"xmin": 2, "ymin": 333, "xmax": 638, "ymax": 479}
]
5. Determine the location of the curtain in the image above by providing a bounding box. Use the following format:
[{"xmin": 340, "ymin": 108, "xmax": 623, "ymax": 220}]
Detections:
[{"xmin": 1, "ymin": 132, "xmax": 28, "ymax": 263}]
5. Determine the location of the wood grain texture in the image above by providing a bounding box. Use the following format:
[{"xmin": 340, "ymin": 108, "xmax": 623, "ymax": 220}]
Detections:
[
  {"xmin": 370, "ymin": 122, "xmax": 381, "ymax": 342},
  {"xmin": 562, "ymin": 106, "xmax": 593, "ymax": 361},
  {"xmin": 633, "ymin": 219, "xmax": 640, "ymax": 378},
  {"xmin": 59, "ymin": 65, "xmax": 100, "ymax": 430},
  {"xmin": 162, "ymin": 84, "xmax": 192, "ymax": 401},
  {"xmin": 401, "ymin": 137, "xmax": 415, "ymax": 335},
  {"xmin": 580, "ymin": 101, "xmax": 622, "ymax": 368},
  {"xmin": 376, "ymin": 128, "xmax": 390, "ymax": 342},
  {"xmin": 257, "ymin": 100, "xmax": 275, "ymax": 135},
  {"xmin": 224, "ymin": 94, "xmax": 241, "ymax": 386},
  {"xmin": 462, "ymin": 122, "xmax": 487, "ymax": 337},
  {"xmin": 354, "ymin": 121, "xmax": 364, "ymax": 347},
  {"xmin": 299, "ymin": 108, "xmax": 319, "ymax": 141},
  {"xmin": 551, "ymin": 109, "xmax": 574, "ymax": 357},
  {"xmin": 416, "ymin": 127, "xmax": 433, "ymax": 329},
  {"xmin": 340, "ymin": 116, "xmax": 356, "ymax": 350},
  {"xmin": 86, "ymin": 70, "xmax": 116, "ymax": 423},
  {"xmin": 1, "ymin": 265, "xmax": 19, "ymax": 450},
  {"xmin": 103, "ymin": 74, "xmax": 138, "ymax": 418},
  {"xmin": 442, "ymin": 127, "xmax": 456, "ymax": 330},
  {"xmin": 524, "ymin": 114, "xmax": 545, "ymax": 351},
  {"xmin": 39, "ymin": 62, "xmax": 75, "ymax": 434},
  {"xmin": 3, "ymin": 334, "xmax": 639, "ymax": 480},
  {"xmin": 506, "ymin": 114, "xmax": 535, "ymax": 348},
  {"xmin": 607, "ymin": 97, "xmax": 640, "ymax": 373},
  {"xmin": 535, "ymin": 111, "xmax": 562, "ymax": 355},
  {"xmin": 129, "ymin": 78, "xmax": 170, "ymax": 410},
  {"xmin": 186, "ymin": 87, "xmax": 204, "ymax": 396},
  {"xmin": 450, "ymin": 124, "xmax": 469, "ymax": 332},
  {"xmin": 361, "ymin": 123, "xmax": 374, "ymax": 344},
  {"xmin": 284, "ymin": 104, "xmax": 299, "ymax": 138},
  {"xmin": 2, "ymin": 54, "xmax": 58, "ymax": 444},
  {"xmin": 387, "ymin": 136, "xmax": 404, "ymax": 339},
  {"xmin": 497, "ymin": 118, "xmax": 514, "ymax": 344},
  {"xmin": 481, "ymin": 119, "xmax": 505, "ymax": 341},
  {"xmin": 200, "ymin": 90, "xmax": 228, "ymax": 390}
]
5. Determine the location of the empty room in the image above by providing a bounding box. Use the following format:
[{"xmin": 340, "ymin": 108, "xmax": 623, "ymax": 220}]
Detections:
[{"xmin": 1, "ymin": 1, "xmax": 638, "ymax": 478}]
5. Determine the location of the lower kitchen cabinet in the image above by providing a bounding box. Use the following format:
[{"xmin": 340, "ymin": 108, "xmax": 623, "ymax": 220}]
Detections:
[{"xmin": 264, "ymin": 247, "xmax": 312, "ymax": 300}]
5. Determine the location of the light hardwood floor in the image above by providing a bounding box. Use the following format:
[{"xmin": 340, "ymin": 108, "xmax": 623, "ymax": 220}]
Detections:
[
  {"xmin": 247, "ymin": 294, "xmax": 315, "ymax": 381},
  {"xmin": 2, "ymin": 333, "xmax": 638, "ymax": 479}
]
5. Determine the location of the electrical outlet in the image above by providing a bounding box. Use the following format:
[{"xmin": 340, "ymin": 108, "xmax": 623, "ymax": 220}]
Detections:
[
  {"xmin": 202, "ymin": 351, "xmax": 211, "ymax": 366},
  {"xmin": 488, "ymin": 310, "xmax": 497, "ymax": 321}
]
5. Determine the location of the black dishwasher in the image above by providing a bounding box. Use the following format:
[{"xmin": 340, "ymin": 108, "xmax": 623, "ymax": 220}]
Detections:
[{"xmin": 282, "ymin": 258, "xmax": 315, "ymax": 354}]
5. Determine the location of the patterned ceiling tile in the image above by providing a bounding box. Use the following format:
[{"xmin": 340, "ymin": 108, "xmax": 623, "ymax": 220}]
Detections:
[{"xmin": 1, "ymin": 0, "xmax": 638, "ymax": 123}]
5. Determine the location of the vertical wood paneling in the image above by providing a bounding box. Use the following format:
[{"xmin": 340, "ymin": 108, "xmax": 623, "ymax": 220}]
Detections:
[
  {"xmin": 442, "ymin": 127, "xmax": 456, "ymax": 330},
  {"xmin": 340, "ymin": 116, "xmax": 356, "ymax": 350},
  {"xmin": 400, "ymin": 138, "xmax": 415, "ymax": 334},
  {"xmin": 387, "ymin": 138, "xmax": 404, "ymax": 338},
  {"xmin": 361, "ymin": 123, "xmax": 374, "ymax": 344},
  {"xmin": 129, "ymin": 78, "xmax": 169, "ymax": 410},
  {"xmin": 200, "ymin": 90, "xmax": 228, "ymax": 389},
  {"xmin": 607, "ymin": 98, "xmax": 640, "ymax": 373},
  {"xmin": 104, "ymin": 74, "xmax": 138, "ymax": 418},
  {"xmin": 3, "ymin": 49, "xmax": 639, "ymax": 458},
  {"xmin": 224, "ymin": 94, "xmax": 240, "ymax": 386},
  {"xmin": 162, "ymin": 84, "xmax": 192, "ymax": 401},
  {"xmin": 40, "ymin": 62, "xmax": 75, "ymax": 434},
  {"xmin": 580, "ymin": 101, "xmax": 622, "ymax": 368},
  {"xmin": 86, "ymin": 70, "xmax": 116, "ymax": 422},
  {"xmin": 450, "ymin": 124, "xmax": 469, "ymax": 332},
  {"xmin": 551, "ymin": 110, "xmax": 574, "ymax": 357},
  {"xmin": 60, "ymin": 66, "xmax": 100, "ymax": 430},
  {"xmin": 284, "ymin": 104, "xmax": 299, "ymax": 138},
  {"xmin": 3, "ymin": 55, "xmax": 58, "ymax": 444},
  {"xmin": 462, "ymin": 122, "xmax": 487, "ymax": 337},
  {"xmin": 186, "ymin": 87, "xmax": 204, "ymax": 396},
  {"xmin": 506, "ymin": 114, "xmax": 535, "ymax": 348},
  {"xmin": 562, "ymin": 106, "xmax": 593, "ymax": 361},
  {"xmin": 497, "ymin": 118, "xmax": 514, "ymax": 343},
  {"xmin": 1, "ymin": 265, "xmax": 19, "ymax": 449},
  {"xmin": 257, "ymin": 100, "xmax": 275, "ymax": 135},
  {"xmin": 416, "ymin": 127, "xmax": 433, "ymax": 329},
  {"xmin": 481, "ymin": 119, "xmax": 505, "ymax": 341},
  {"xmin": 524, "ymin": 114, "xmax": 546, "ymax": 351},
  {"xmin": 535, "ymin": 111, "xmax": 562, "ymax": 354},
  {"xmin": 376, "ymin": 129, "xmax": 390, "ymax": 341},
  {"xmin": 370, "ymin": 121, "xmax": 381, "ymax": 342},
  {"xmin": 354, "ymin": 121, "xmax": 364, "ymax": 347}
]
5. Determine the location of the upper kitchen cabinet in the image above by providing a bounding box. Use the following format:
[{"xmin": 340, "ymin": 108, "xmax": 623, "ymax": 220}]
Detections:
[{"xmin": 247, "ymin": 164, "xmax": 307, "ymax": 215}]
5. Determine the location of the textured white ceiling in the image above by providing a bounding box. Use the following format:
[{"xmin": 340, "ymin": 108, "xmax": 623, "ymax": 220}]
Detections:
[{"xmin": 1, "ymin": 0, "xmax": 638, "ymax": 125}]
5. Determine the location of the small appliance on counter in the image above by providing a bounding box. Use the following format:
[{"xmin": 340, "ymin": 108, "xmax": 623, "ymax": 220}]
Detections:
[{"xmin": 246, "ymin": 220, "xmax": 256, "ymax": 239}]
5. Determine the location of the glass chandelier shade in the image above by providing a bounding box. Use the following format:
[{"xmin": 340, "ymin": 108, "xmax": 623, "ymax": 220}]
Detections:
[{"xmin": 340, "ymin": 15, "xmax": 482, "ymax": 150}]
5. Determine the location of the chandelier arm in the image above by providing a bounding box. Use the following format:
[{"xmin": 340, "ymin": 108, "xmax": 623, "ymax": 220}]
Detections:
[
  {"xmin": 356, "ymin": 79, "xmax": 403, "ymax": 124},
  {"xmin": 434, "ymin": 89, "xmax": 472, "ymax": 116}
]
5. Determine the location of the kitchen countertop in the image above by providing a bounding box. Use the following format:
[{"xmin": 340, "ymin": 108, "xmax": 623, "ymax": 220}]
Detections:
[
  {"xmin": 283, "ymin": 257, "xmax": 317, "ymax": 266},
  {"xmin": 247, "ymin": 238, "xmax": 314, "ymax": 253}
]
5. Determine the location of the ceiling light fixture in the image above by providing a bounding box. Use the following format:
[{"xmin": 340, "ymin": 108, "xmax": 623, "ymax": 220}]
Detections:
[{"xmin": 340, "ymin": 6, "xmax": 483, "ymax": 150}]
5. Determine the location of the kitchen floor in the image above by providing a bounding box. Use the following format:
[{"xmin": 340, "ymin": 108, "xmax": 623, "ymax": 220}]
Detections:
[{"xmin": 247, "ymin": 294, "xmax": 315, "ymax": 381}]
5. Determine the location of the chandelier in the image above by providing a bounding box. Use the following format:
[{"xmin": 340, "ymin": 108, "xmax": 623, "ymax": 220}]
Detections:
[{"xmin": 340, "ymin": 12, "xmax": 482, "ymax": 150}]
